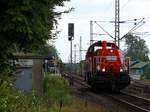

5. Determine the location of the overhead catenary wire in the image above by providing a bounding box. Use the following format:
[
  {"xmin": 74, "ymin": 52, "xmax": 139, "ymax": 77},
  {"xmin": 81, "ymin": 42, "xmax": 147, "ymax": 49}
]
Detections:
[
  {"xmin": 90, "ymin": 0, "xmax": 147, "ymax": 48},
  {"xmin": 120, "ymin": 18, "xmax": 146, "ymax": 40},
  {"xmin": 97, "ymin": 0, "xmax": 115, "ymax": 28},
  {"xmin": 127, "ymin": 18, "xmax": 145, "ymax": 32},
  {"xmin": 121, "ymin": 0, "xmax": 131, "ymax": 9},
  {"xmin": 94, "ymin": 21, "xmax": 115, "ymax": 39},
  {"xmin": 96, "ymin": 18, "xmax": 145, "ymax": 23},
  {"xmin": 99, "ymin": 0, "xmax": 131, "ymax": 27},
  {"xmin": 131, "ymin": 22, "xmax": 145, "ymax": 32}
]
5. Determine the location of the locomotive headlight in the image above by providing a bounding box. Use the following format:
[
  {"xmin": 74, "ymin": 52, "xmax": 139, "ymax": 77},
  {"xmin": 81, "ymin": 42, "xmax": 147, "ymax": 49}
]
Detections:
[
  {"xmin": 97, "ymin": 65, "xmax": 100, "ymax": 71},
  {"xmin": 120, "ymin": 68, "xmax": 123, "ymax": 72},
  {"xmin": 110, "ymin": 49, "xmax": 113, "ymax": 53},
  {"xmin": 102, "ymin": 68, "xmax": 106, "ymax": 72},
  {"xmin": 125, "ymin": 66, "xmax": 128, "ymax": 71}
]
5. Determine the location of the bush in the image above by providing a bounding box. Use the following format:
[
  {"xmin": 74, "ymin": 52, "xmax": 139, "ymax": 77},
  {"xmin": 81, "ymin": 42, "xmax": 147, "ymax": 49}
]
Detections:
[
  {"xmin": 0, "ymin": 81, "xmax": 51, "ymax": 112},
  {"xmin": 43, "ymin": 74, "xmax": 72, "ymax": 112},
  {"xmin": 0, "ymin": 72, "xmax": 72, "ymax": 112},
  {"xmin": 144, "ymin": 64, "xmax": 150, "ymax": 80}
]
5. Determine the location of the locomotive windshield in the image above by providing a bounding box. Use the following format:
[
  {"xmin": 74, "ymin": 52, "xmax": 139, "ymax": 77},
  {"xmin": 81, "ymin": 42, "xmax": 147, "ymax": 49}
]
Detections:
[{"xmin": 106, "ymin": 56, "xmax": 117, "ymax": 61}]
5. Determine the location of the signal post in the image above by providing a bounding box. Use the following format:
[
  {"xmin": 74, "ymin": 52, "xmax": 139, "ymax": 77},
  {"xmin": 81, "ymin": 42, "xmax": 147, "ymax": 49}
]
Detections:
[{"xmin": 68, "ymin": 23, "xmax": 74, "ymax": 85}]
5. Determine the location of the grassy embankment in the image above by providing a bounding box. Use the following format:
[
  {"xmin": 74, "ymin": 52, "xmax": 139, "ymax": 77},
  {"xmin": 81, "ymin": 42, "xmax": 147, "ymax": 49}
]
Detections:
[{"xmin": 0, "ymin": 73, "xmax": 106, "ymax": 112}]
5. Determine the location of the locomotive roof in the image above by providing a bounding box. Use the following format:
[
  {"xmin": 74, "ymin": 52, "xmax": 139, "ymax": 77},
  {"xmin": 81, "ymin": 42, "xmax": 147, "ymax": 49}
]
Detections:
[{"xmin": 90, "ymin": 41, "xmax": 119, "ymax": 49}]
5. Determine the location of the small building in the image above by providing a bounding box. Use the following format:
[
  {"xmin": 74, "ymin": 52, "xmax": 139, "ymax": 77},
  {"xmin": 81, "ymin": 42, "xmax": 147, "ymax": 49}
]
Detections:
[{"xmin": 130, "ymin": 62, "xmax": 150, "ymax": 76}]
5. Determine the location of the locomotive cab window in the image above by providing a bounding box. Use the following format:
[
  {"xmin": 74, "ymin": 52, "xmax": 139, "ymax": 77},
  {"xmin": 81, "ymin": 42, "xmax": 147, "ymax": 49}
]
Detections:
[
  {"xmin": 106, "ymin": 56, "xmax": 117, "ymax": 61},
  {"xmin": 88, "ymin": 46, "xmax": 94, "ymax": 53},
  {"xmin": 94, "ymin": 46, "xmax": 102, "ymax": 52}
]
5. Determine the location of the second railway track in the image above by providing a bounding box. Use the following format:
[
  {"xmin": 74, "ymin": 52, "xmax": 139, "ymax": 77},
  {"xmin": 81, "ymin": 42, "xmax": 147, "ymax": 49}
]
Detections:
[{"xmin": 106, "ymin": 92, "xmax": 150, "ymax": 112}]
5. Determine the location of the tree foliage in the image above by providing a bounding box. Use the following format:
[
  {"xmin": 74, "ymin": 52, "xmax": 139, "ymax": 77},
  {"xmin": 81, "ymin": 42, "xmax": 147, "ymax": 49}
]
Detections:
[
  {"xmin": 0, "ymin": 0, "xmax": 70, "ymax": 74},
  {"xmin": 0, "ymin": 0, "xmax": 69, "ymax": 56},
  {"xmin": 144, "ymin": 64, "xmax": 150, "ymax": 80},
  {"xmin": 0, "ymin": 1, "xmax": 71, "ymax": 111},
  {"xmin": 124, "ymin": 33, "xmax": 149, "ymax": 61},
  {"xmin": 34, "ymin": 43, "xmax": 60, "ymax": 59}
]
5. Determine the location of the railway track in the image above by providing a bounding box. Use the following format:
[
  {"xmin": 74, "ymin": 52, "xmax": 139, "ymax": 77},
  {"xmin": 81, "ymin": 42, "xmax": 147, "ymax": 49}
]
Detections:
[
  {"xmin": 62, "ymin": 73, "xmax": 90, "ymax": 87},
  {"xmin": 105, "ymin": 92, "xmax": 150, "ymax": 112},
  {"xmin": 124, "ymin": 79, "xmax": 150, "ymax": 99},
  {"xmin": 63, "ymin": 73, "xmax": 150, "ymax": 112}
]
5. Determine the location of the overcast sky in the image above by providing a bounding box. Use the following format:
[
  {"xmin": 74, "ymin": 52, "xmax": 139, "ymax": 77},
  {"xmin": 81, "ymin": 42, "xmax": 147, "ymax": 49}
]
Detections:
[{"xmin": 54, "ymin": 0, "xmax": 150, "ymax": 62}]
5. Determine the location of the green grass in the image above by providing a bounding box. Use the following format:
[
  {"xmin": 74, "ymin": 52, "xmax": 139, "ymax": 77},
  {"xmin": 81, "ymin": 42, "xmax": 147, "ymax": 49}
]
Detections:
[{"xmin": 61, "ymin": 96, "xmax": 106, "ymax": 112}]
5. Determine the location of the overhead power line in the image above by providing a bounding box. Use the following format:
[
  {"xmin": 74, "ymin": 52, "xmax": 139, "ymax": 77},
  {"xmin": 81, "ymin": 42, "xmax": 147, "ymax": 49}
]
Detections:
[
  {"xmin": 90, "ymin": 0, "xmax": 146, "ymax": 48},
  {"xmin": 120, "ymin": 18, "xmax": 146, "ymax": 40},
  {"xmin": 94, "ymin": 21, "xmax": 114, "ymax": 39},
  {"xmin": 121, "ymin": 0, "xmax": 131, "ymax": 9}
]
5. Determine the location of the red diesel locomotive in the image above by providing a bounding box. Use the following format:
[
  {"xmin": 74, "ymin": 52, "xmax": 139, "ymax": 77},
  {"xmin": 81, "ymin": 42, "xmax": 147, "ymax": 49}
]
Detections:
[{"xmin": 84, "ymin": 41, "xmax": 130, "ymax": 91}]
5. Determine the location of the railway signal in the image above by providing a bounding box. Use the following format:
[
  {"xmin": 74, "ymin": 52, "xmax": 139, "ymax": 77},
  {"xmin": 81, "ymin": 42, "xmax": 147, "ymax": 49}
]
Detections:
[
  {"xmin": 68, "ymin": 23, "xmax": 74, "ymax": 41},
  {"xmin": 68, "ymin": 23, "xmax": 74, "ymax": 77}
]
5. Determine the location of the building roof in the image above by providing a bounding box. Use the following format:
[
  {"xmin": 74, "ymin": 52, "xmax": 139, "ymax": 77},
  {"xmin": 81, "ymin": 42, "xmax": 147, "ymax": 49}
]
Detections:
[
  {"xmin": 13, "ymin": 53, "xmax": 52, "ymax": 59},
  {"xmin": 130, "ymin": 61, "xmax": 139, "ymax": 66},
  {"xmin": 130, "ymin": 62, "xmax": 150, "ymax": 69}
]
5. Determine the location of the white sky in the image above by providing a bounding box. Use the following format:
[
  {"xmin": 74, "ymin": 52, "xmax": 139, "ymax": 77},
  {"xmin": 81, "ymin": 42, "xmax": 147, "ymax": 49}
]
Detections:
[{"xmin": 53, "ymin": 0, "xmax": 150, "ymax": 62}]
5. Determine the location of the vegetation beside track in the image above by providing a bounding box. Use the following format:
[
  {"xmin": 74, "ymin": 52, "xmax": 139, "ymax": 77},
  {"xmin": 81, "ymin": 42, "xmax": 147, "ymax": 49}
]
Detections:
[
  {"xmin": 61, "ymin": 97, "xmax": 106, "ymax": 112},
  {"xmin": 43, "ymin": 73, "xmax": 107, "ymax": 112},
  {"xmin": 43, "ymin": 74, "xmax": 72, "ymax": 112},
  {"xmin": 0, "ymin": 81, "xmax": 49, "ymax": 112},
  {"xmin": 0, "ymin": 73, "xmax": 71, "ymax": 112}
]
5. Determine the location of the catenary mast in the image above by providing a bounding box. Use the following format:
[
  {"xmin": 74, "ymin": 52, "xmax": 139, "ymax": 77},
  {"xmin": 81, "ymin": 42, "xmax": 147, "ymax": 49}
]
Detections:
[{"xmin": 115, "ymin": 0, "xmax": 120, "ymax": 47}]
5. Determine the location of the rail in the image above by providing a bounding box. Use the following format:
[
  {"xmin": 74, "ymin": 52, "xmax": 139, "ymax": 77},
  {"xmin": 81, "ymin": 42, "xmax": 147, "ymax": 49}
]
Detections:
[
  {"xmin": 107, "ymin": 92, "xmax": 150, "ymax": 112},
  {"xmin": 65, "ymin": 73, "xmax": 150, "ymax": 112},
  {"xmin": 124, "ymin": 79, "xmax": 150, "ymax": 98}
]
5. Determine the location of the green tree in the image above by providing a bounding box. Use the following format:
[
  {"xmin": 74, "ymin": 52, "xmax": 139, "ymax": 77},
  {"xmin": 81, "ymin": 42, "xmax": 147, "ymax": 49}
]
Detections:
[
  {"xmin": 124, "ymin": 33, "xmax": 149, "ymax": 61},
  {"xmin": 0, "ymin": 0, "xmax": 70, "ymax": 77},
  {"xmin": 0, "ymin": 0, "xmax": 70, "ymax": 53},
  {"xmin": 34, "ymin": 43, "xmax": 60, "ymax": 59},
  {"xmin": 144, "ymin": 64, "xmax": 150, "ymax": 80}
]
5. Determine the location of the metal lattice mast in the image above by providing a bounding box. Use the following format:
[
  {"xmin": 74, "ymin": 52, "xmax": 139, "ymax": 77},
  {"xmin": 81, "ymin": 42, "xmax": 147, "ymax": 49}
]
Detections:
[{"xmin": 115, "ymin": 0, "xmax": 120, "ymax": 47}]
